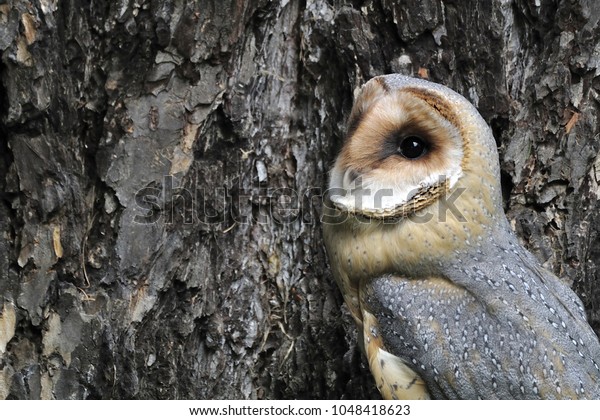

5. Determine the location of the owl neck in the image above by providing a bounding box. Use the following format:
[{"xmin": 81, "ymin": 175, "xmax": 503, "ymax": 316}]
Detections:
[{"xmin": 323, "ymin": 174, "xmax": 508, "ymax": 281}]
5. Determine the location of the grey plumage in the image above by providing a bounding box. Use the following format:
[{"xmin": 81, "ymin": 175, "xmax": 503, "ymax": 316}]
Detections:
[{"xmin": 363, "ymin": 219, "xmax": 600, "ymax": 399}]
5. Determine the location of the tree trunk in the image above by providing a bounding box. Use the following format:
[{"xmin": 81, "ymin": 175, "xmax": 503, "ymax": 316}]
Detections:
[{"xmin": 0, "ymin": 0, "xmax": 599, "ymax": 399}]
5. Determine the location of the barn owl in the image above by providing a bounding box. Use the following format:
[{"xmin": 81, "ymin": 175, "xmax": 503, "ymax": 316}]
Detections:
[{"xmin": 322, "ymin": 74, "xmax": 600, "ymax": 399}]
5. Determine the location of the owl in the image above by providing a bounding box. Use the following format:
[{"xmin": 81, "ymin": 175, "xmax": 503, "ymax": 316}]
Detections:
[{"xmin": 322, "ymin": 74, "xmax": 600, "ymax": 399}]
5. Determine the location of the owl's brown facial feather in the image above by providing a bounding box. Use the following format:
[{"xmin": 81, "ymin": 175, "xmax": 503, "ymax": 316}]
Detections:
[{"xmin": 329, "ymin": 88, "xmax": 464, "ymax": 217}]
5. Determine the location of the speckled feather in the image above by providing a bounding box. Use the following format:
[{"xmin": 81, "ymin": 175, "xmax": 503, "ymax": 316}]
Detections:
[
  {"xmin": 363, "ymin": 228, "xmax": 600, "ymax": 399},
  {"xmin": 323, "ymin": 74, "xmax": 600, "ymax": 400}
]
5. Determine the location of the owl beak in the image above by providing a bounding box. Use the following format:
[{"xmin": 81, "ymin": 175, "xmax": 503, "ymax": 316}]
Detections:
[{"xmin": 342, "ymin": 169, "xmax": 361, "ymax": 188}]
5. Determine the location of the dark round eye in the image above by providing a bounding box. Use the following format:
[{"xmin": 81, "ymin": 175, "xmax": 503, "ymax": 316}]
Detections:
[{"xmin": 398, "ymin": 136, "xmax": 428, "ymax": 159}]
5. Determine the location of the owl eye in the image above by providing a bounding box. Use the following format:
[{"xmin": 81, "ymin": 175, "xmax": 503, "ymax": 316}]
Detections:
[{"xmin": 397, "ymin": 136, "xmax": 428, "ymax": 159}]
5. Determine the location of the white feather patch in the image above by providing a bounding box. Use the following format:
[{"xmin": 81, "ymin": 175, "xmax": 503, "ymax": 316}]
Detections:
[{"xmin": 329, "ymin": 166, "xmax": 463, "ymax": 214}]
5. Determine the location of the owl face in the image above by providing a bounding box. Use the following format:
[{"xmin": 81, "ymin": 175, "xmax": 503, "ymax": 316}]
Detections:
[{"xmin": 328, "ymin": 75, "xmax": 501, "ymax": 221}]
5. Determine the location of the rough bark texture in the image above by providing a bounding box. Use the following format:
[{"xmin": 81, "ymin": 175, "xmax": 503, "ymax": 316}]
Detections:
[{"xmin": 0, "ymin": 0, "xmax": 599, "ymax": 399}]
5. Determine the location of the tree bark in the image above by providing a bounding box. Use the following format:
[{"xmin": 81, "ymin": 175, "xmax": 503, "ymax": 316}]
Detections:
[{"xmin": 0, "ymin": 0, "xmax": 599, "ymax": 399}]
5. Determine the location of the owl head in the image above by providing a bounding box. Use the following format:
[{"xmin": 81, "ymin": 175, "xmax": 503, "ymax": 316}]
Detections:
[{"xmin": 328, "ymin": 75, "xmax": 503, "ymax": 225}]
